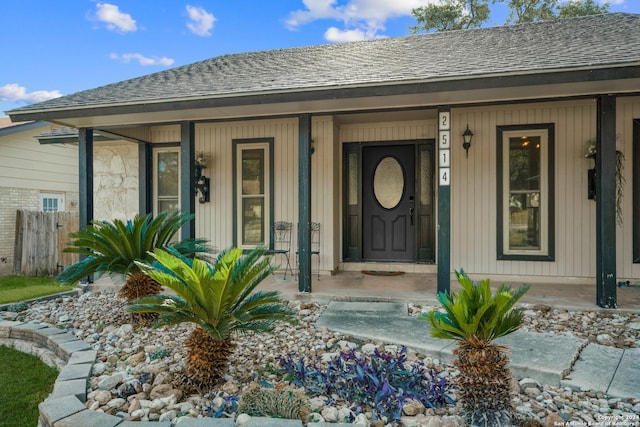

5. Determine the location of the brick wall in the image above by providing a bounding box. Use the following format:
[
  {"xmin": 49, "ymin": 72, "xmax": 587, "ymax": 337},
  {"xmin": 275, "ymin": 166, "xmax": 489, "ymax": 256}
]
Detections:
[
  {"xmin": 0, "ymin": 187, "xmax": 39, "ymax": 275},
  {"xmin": 0, "ymin": 187, "xmax": 79, "ymax": 276}
]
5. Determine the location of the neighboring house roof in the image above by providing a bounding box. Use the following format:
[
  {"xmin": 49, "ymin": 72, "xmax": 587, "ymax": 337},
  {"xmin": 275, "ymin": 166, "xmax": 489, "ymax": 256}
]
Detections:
[
  {"xmin": 6, "ymin": 13, "xmax": 640, "ymax": 123},
  {"xmin": 35, "ymin": 126, "xmax": 113, "ymax": 144},
  {"xmin": 0, "ymin": 118, "xmax": 48, "ymax": 136}
]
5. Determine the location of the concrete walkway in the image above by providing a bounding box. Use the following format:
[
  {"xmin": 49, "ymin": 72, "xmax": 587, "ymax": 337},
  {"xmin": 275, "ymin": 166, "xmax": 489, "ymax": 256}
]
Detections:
[
  {"xmin": 260, "ymin": 271, "xmax": 640, "ymax": 312},
  {"xmin": 316, "ymin": 301, "xmax": 640, "ymax": 400}
]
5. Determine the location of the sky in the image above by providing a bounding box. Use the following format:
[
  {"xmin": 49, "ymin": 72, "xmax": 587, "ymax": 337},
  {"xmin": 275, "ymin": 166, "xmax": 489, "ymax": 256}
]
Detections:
[{"xmin": 1, "ymin": 0, "xmax": 638, "ymax": 117}]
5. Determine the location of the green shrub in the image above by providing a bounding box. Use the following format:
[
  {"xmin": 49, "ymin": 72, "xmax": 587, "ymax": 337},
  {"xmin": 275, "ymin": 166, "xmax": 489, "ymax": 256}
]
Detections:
[{"xmin": 238, "ymin": 388, "xmax": 310, "ymax": 420}]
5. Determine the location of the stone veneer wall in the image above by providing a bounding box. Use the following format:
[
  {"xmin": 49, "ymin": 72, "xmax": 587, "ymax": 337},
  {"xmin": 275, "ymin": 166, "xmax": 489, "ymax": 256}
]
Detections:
[{"xmin": 94, "ymin": 144, "xmax": 139, "ymax": 221}]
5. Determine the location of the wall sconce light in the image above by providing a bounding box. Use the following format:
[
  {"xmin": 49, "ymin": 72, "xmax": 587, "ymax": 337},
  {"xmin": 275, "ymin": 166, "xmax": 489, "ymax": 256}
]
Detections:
[
  {"xmin": 194, "ymin": 175, "xmax": 210, "ymax": 204},
  {"xmin": 194, "ymin": 156, "xmax": 210, "ymax": 204},
  {"xmin": 462, "ymin": 125, "xmax": 474, "ymax": 158}
]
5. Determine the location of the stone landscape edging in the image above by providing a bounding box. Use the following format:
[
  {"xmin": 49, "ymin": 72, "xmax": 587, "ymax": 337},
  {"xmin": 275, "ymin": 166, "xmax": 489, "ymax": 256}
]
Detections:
[
  {"xmin": 0, "ymin": 289, "xmax": 80, "ymax": 312},
  {"xmin": 0, "ymin": 320, "xmax": 343, "ymax": 427}
]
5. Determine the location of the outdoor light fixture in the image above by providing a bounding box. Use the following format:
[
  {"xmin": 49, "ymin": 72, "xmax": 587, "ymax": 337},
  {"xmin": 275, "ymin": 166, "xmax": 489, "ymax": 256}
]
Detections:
[
  {"xmin": 462, "ymin": 125, "xmax": 474, "ymax": 158},
  {"xmin": 194, "ymin": 159, "xmax": 210, "ymax": 204}
]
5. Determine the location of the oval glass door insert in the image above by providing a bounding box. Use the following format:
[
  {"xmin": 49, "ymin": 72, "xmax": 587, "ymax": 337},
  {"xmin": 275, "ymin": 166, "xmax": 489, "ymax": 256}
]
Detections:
[{"xmin": 373, "ymin": 156, "xmax": 404, "ymax": 209}]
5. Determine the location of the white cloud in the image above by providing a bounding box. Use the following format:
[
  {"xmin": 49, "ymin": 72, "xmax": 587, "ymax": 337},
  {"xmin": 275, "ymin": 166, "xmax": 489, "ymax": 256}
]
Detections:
[
  {"xmin": 110, "ymin": 53, "xmax": 174, "ymax": 66},
  {"xmin": 186, "ymin": 5, "xmax": 216, "ymax": 36},
  {"xmin": 96, "ymin": 3, "xmax": 137, "ymax": 33},
  {"xmin": 286, "ymin": 0, "xmax": 431, "ymax": 40},
  {"xmin": 0, "ymin": 84, "xmax": 62, "ymax": 103},
  {"xmin": 324, "ymin": 26, "xmax": 368, "ymax": 42}
]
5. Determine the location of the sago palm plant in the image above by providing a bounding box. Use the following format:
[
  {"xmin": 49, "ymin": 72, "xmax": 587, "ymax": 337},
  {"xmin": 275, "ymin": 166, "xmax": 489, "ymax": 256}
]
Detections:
[
  {"xmin": 57, "ymin": 211, "xmax": 209, "ymax": 304},
  {"xmin": 128, "ymin": 247, "xmax": 295, "ymax": 390},
  {"xmin": 419, "ymin": 269, "xmax": 530, "ymax": 427}
]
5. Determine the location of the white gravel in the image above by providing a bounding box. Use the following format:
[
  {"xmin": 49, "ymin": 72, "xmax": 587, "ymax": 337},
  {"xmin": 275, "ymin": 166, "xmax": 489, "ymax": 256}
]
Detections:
[{"xmin": 3, "ymin": 290, "xmax": 640, "ymax": 426}]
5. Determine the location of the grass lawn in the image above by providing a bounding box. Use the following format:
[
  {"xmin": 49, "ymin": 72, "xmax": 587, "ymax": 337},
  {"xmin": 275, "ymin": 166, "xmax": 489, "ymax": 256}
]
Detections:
[
  {"xmin": 0, "ymin": 346, "xmax": 58, "ymax": 426},
  {"xmin": 0, "ymin": 275, "xmax": 75, "ymax": 305}
]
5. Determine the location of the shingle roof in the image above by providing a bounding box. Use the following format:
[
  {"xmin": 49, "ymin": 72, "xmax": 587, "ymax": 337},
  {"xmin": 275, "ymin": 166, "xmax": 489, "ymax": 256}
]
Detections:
[
  {"xmin": 0, "ymin": 118, "xmax": 46, "ymax": 136},
  {"xmin": 7, "ymin": 13, "xmax": 640, "ymax": 115}
]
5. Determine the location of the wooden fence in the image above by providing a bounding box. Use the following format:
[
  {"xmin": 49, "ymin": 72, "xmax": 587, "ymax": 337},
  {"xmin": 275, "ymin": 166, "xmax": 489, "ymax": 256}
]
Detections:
[{"xmin": 13, "ymin": 210, "xmax": 79, "ymax": 277}]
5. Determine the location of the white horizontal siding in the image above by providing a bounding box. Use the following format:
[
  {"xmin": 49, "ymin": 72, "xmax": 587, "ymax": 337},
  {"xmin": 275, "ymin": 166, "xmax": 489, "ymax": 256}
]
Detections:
[{"xmin": 0, "ymin": 124, "xmax": 78, "ymax": 192}]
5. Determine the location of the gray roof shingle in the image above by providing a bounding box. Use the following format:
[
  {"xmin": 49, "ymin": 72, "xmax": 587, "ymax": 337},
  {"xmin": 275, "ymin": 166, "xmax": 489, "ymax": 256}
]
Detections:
[{"xmin": 8, "ymin": 13, "xmax": 640, "ymax": 114}]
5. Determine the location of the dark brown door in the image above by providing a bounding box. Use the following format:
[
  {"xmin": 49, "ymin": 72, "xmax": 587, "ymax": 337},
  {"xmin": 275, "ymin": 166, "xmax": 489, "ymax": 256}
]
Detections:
[{"xmin": 362, "ymin": 145, "xmax": 416, "ymax": 261}]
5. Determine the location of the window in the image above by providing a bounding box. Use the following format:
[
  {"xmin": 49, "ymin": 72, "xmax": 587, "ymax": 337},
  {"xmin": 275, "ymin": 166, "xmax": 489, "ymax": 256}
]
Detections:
[
  {"xmin": 154, "ymin": 148, "xmax": 180, "ymax": 214},
  {"xmin": 234, "ymin": 139, "xmax": 273, "ymax": 249},
  {"xmin": 497, "ymin": 124, "xmax": 554, "ymax": 261},
  {"xmin": 40, "ymin": 193, "xmax": 64, "ymax": 212}
]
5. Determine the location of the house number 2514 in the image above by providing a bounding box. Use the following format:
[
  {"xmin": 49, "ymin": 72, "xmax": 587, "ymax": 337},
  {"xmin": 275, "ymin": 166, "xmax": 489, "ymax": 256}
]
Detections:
[
  {"xmin": 439, "ymin": 150, "xmax": 450, "ymax": 167},
  {"xmin": 439, "ymin": 168, "xmax": 450, "ymax": 186}
]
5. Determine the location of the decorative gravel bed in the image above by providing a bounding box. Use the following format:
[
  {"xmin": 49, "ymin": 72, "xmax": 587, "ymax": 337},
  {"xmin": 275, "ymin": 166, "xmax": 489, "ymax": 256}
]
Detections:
[{"xmin": 3, "ymin": 290, "xmax": 640, "ymax": 426}]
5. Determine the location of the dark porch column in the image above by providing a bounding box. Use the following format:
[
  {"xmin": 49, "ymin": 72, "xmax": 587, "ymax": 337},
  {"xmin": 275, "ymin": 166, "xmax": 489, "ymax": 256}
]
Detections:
[
  {"xmin": 138, "ymin": 142, "xmax": 153, "ymax": 215},
  {"xmin": 596, "ymin": 95, "xmax": 617, "ymax": 308},
  {"xmin": 78, "ymin": 128, "xmax": 94, "ymax": 230},
  {"xmin": 78, "ymin": 128, "xmax": 94, "ymax": 284},
  {"xmin": 436, "ymin": 108, "xmax": 451, "ymax": 294},
  {"xmin": 180, "ymin": 121, "xmax": 196, "ymax": 239},
  {"xmin": 138, "ymin": 142, "xmax": 152, "ymax": 214},
  {"xmin": 298, "ymin": 114, "xmax": 312, "ymax": 293}
]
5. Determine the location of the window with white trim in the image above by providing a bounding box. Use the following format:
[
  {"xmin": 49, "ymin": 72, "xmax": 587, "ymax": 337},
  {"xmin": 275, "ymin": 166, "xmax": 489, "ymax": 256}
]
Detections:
[
  {"xmin": 40, "ymin": 193, "xmax": 64, "ymax": 212},
  {"xmin": 153, "ymin": 148, "xmax": 180, "ymax": 214},
  {"xmin": 234, "ymin": 140, "xmax": 273, "ymax": 249},
  {"xmin": 497, "ymin": 124, "xmax": 554, "ymax": 261}
]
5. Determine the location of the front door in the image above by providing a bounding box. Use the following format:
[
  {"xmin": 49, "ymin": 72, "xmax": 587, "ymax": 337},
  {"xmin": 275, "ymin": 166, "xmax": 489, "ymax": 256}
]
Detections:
[{"xmin": 362, "ymin": 145, "xmax": 416, "ymax": 261}]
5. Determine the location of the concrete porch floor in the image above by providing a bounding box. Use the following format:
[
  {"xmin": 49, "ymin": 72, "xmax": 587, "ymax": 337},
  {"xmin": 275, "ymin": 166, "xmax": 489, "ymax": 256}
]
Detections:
[{"xmin": 260, "ymin": 271, "xmax": 640, "ymax": 312}]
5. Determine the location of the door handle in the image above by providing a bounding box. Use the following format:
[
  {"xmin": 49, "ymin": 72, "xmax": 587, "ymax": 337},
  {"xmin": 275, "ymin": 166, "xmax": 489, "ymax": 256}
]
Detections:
[{"xmin": 409, "ymin": 207, "xmax": 414, "ymax": 225}]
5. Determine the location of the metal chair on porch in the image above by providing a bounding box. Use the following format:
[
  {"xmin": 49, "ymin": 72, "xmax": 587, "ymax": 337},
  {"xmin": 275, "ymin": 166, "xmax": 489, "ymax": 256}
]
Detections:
[
  {"xmin": 296, "ymin": 222, "xmax": 321, "ymax": 280},
  {"xmin": 266, "ymin": 221, "xmax": 293, "ymax": 279}
]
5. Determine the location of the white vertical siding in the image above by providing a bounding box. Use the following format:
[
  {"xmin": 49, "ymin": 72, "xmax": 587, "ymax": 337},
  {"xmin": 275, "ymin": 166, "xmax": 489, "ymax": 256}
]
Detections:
[
  {"xmin": 150, "ymin": 125, "xmax": 181, "ymax": 142},
  {"xmin": 193, "ymin": 119, "xmax": 300, "ymax": 255},
  {"xmin": 451, "ymin": 99, "xmax": 598, "ymax": 279},
  {"xmin": 617, "ymin": 96, "xmax": 640, "ymax": 281},
  {"xmin": 340, "ymin": 120, "xmax": 435, "ymax": 143},
  {"xmin": 135, "ymin": 97, "xmax": 639, "ymax": 281},
  {"xmin": 311, "ymin": 117, "xmax": 338, "ymax": 272}
]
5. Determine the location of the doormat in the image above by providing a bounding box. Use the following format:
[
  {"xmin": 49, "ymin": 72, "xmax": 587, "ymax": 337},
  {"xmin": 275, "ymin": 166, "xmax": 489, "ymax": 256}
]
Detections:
[{"xmin": 361, "ymin": 270, "xmax": 405, "ymax": 276}]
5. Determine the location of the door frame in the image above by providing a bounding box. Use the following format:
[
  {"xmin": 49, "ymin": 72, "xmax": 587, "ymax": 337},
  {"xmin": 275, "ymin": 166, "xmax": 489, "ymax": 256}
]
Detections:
[{"xmin": 342, "ymin": 139, "xmax": 435, "ymax": 263}]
